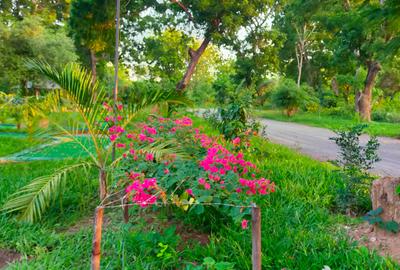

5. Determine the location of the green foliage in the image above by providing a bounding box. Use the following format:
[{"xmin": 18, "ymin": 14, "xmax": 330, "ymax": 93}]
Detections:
[
  {"xmin": 363, "ymin": 207, "xmax": 399, "ymax": 234},
  {"xmin": 0, "ymin": 117, "xmax": 399, "ymax": 268},
  {"xmin": 2, "ymin": 60, "xmax": 191, "ymax": 222},
  {"xmin": 208, "ymin": 80, "xmax": 259, "ymax": 140},
  {"xmin": 330, "ymin": 125, "xmax": 380, "ymax": 213},
  {"xmin": 330, "ymin": 125, "xmax": 380, "ymax": 172},
  {"xmin": 0, "ymin": 136, "xmax": 41, "ymax": 157},
  {"xmin": 126, "ymin": 226, "xmax": 180, "ymax": 268},
  {"xmin": 69, "ymin": 0, "xmax": 115, "ymax": 57},
  {"xmin": 2, "ymin": 162, "xmax": 92, "ymax": 222},
  {"xmin": 0, "ymin": 15, "xmax": 78, "ymax": 92},
  {"xmin": 139, "ymin": 28, "xmax": 193, "ymax": 82},
  {"xmin": 0, "ymin": 0, "xmax": 70, "ymax": 22},
  {"xmin": 271, "ymin": 79, "xmax": 314, "ymax": 116},
  {"xmin": 187, "ymin": 257, "xmax": 235, "ymax": 270}
]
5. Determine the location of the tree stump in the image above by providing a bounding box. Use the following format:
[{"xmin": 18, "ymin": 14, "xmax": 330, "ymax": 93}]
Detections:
[{"xmin": 371, "ymin": 177, "xmax": 400, "ymax": 223}]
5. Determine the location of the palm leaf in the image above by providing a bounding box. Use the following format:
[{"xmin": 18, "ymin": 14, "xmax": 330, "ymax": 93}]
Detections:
[
  {"xmin": 2, "ymin": 162, "xmax": 93, "ymax": 223},
  {"xmin": 28, "ymin": 60, "xmax": 108, "ymax": 160}
]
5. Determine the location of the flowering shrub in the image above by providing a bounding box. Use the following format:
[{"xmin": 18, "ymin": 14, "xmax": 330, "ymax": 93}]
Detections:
[{"xmin": 106, "ymin": 108, "xmax": 275, "ymax": 227}]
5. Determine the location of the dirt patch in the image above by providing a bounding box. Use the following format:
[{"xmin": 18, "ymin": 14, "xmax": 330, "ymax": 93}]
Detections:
[
  {"xmin": 347, "ymin": 222, "xmax": 400, "ymax": 263},
  {"xmin": 0, "ymin": 249, "xmax": 21, "ymax": 269}
]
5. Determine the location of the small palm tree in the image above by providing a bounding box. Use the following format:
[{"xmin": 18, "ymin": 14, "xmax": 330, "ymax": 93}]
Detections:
[{"xmin": 2, "ymin": 60, "xmax": 191, "ymax": 222}]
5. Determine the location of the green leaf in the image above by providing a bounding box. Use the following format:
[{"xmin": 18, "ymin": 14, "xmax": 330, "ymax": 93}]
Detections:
[
  {"xmin": 203, "ymin": 257, "xmax": 216, "ymax": 267},
  {"xmin": 396, "ymin": 185, "xmax": 400, "ymax": 196},
  {"xmin": 215, "ymin": 262, "xmax": 235, "ymax": 270},
  {"xmin": 1, "ymin": 162, "xmax": 92, "ymax": 222},
  {"xmin": 383, "ymin": 221, "xmax": 399, "ymax": 233},
  {"xmin": 366, "ymin": 207, "xmax": 383, "ymax": 217}
]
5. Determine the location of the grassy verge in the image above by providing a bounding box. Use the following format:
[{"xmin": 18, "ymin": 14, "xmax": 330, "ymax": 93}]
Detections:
[
  {"xmin": 255, "ymin": 109, "xmax": 400, "ymax": 138},
  {"xmin": 0, "ymin": 116, "xmax": 398, "ymax": 269}
]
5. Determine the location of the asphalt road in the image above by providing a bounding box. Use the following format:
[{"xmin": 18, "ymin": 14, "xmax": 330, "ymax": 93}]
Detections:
[{"xmin": 259, "ymin": 119, "xmax": 400, "ymax": 177}]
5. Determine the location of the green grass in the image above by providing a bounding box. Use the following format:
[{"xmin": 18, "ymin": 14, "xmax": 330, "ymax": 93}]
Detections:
[
  {"xmin": 0, "ymin": 136, "xmax": 41, "ymax": 157},
  {"xmin": 255, "ymin": 109, "xmax": 400, "ymax": 138},
  {"xmin": 0, "ymin": 115, "xmax": 398, "ymax": 269}
]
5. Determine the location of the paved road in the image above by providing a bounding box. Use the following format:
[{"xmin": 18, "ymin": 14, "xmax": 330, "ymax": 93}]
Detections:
[{"xmin": 258, "ymin": 119, "xmax": 400, "ymax": 177}]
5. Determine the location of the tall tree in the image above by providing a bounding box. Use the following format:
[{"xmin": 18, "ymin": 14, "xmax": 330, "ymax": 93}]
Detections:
[
  {"xmin": 69, "ymin": 0, "xmax": 115, "ymax": 83},
  {"xmin": 322, "ymin": 0, "xmax": 400, "ymax": 121},
  {"xmin": 123, "ymin": 0, "xmax": 281, "ymax": 91},
  {"xmin": 0, "ymin": 0, "xmax": 70, "ymax": 23},
  {"xmin": 274, "ymin": 0, "xmax": 323, "ymax": 87},
  {"xmin": 0, "ymin": 15, "xmax": 78, "ymax": 93}
]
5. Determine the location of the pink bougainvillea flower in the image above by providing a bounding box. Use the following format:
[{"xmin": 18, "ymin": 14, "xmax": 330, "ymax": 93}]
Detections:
[
  {"xmin": 232, "ymin": 137, "xmax": 241, "ymax": 146},
  {"xmin": 122, "ymin": 153, "xmax": 127, "ymax": 158},
  {"xmin": 241, "ymin": 219, "xmax": 248, "ymax": 229},
  {"xmin": 204, "ymin": 182, "xmax": 211, "ymax": 190},
  {"xmin": 116, "ymin": 143, "xmax": 126, "ymax": 148},
  {"xmin": 126, "ymin": 133, "xmax": 135, "ymax": 139},
  {"xmin": 129, "ymin": 148, "xmax": 135, "ymax": 155},
  {"xmin": 109, "ymin": 134, "xmax": 118, "ymax": 142},
  {"xmin": 164, "ymin": 168, "xmax": 170, "ymax": 175},
  {"xmin": 174, "ymin": 117, "xmax": 193, "ymax": 126},
  {"xmin": 145, "ymin": 153, "xmax": 154, "ymax": 161},
  {"xmin": 139, "ymin": 133, "xmax": 147, "ymax": 141},
  {"xmin": 117, "ymin": 104, "xmax": 123, "ymax": 111},
  {"xmin": 198, "ymin": 178, "xmax": 206, "ymax": 185},
  {"xmin": 117, "ymin": 115, "xmax": 123, "ymax": 121},
  {"xmin": 145, "ymin": 126, "xmax": 157, "ymax": 135},
  {"xmin": 186, "ymin": 189, "xmax": 194, "ymax": 196}
]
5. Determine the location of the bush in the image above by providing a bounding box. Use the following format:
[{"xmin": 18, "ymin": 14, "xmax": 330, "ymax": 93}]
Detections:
[
  {"xmin": 318, "ymin": 88, "xmax": 338, "ymax": 108},
  {"xmin": 110, "ymin": 115, "xmax": 275, "ymax": 230},
  {"xmin": 208, "ymin": 79, "xmax": 260, "ymax": 140},
  {"xmin": 271, "ymin": 79, "xmax": 313, "ymax": 116},
  {"xmin": 330, "ymin": 124, "xmax": 380, "ymax": 214},
  {"xmin": 372, "ymin": 110, "xmax": 400, "ymax": 123}
]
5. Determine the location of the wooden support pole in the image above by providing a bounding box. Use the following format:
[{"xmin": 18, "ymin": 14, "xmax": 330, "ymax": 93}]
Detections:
[
  {"xmin": 123, "ymin": 200, "xmax": 129, "ymax": 223},
  {"xmin": 252, "ymin": 204, "xmax": 261, "ymax": 270},
  {"xmin": 91, "ymin": 207, "xmax": 104, "ymax": 270}
]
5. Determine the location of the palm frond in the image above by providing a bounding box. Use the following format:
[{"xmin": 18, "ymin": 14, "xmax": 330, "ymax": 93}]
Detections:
[
  {"xmin": 2, "ymin": 162, "xmax": 93, "ymax": 223},
  {"xmin": 139, "ymin": 139, "xmax": 192, "ymax": 162},
  {"xmin": 28, "ymin": 59, "xmax": 108, "ymax": 158},
  {"xmin": 123, "ymin": 89, "xmax": 193, "ymax": 126}
]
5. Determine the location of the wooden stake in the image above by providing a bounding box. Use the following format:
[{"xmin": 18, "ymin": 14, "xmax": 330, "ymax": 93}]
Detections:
[
  {"xmin": 91, "ymin": 207, "xmax": 104, "ymax": 270},
  {"xmin": 252, "ymin": 204, "xmax": 261, "ymax": 270},
  {"xmin": 123, "ymin": 200, "xmax": 129, "ymax": 223}
]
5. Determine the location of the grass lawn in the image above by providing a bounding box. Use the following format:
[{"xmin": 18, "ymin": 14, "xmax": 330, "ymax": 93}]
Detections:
[
  {"xmin": 0, "ymin": 136, "xmax": 42, "ymax": 157},
  {"xmin": 0, "ymin": 116, "xmax": 398, "ymax": 269},
  {"xmin": 255, "ymin": 109, "xmax": 400, "ymax": 138}
]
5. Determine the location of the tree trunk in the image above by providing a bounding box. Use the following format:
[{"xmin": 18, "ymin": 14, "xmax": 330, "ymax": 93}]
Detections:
[
  {"xmin": 176, "ymin": 37, "xmax": 211, "ymax": 91},
  {"xmin": 99, "ymin": 168, "xmax": 107, "ymax": 200},
  {"xmin": 90, "ymin": 49, "xmax": 97, "ymax": 85},
  {"xmin": 296, "ymin": 43, "xmax": 304, "ymax": 87},
  {"xmin": 331, "ymin": 77, "xmax": 339, "ymax": 96},
  {"xmin": 358, "ymin": 61, "xmax": 381, "ymax": 121}
]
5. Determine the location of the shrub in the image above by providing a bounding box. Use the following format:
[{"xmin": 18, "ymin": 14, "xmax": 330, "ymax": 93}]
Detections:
[
  {"xmin": 109, "ymin": 115, "xmax": 275, "ymax": 229},
  {"xmin": 372, "ymin": 110, "xmax": 400, "ymax": 123},
  {"xmin": 271, "ymin": 79, "xmax": 312, "ymax": 116},
  {"xmin": 207, "ymin": 80, "xmax": 260, "ymax": 140},
  {"xmin": 330, "ymin": 124, "xmax": 380, "ymax": 214}
]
